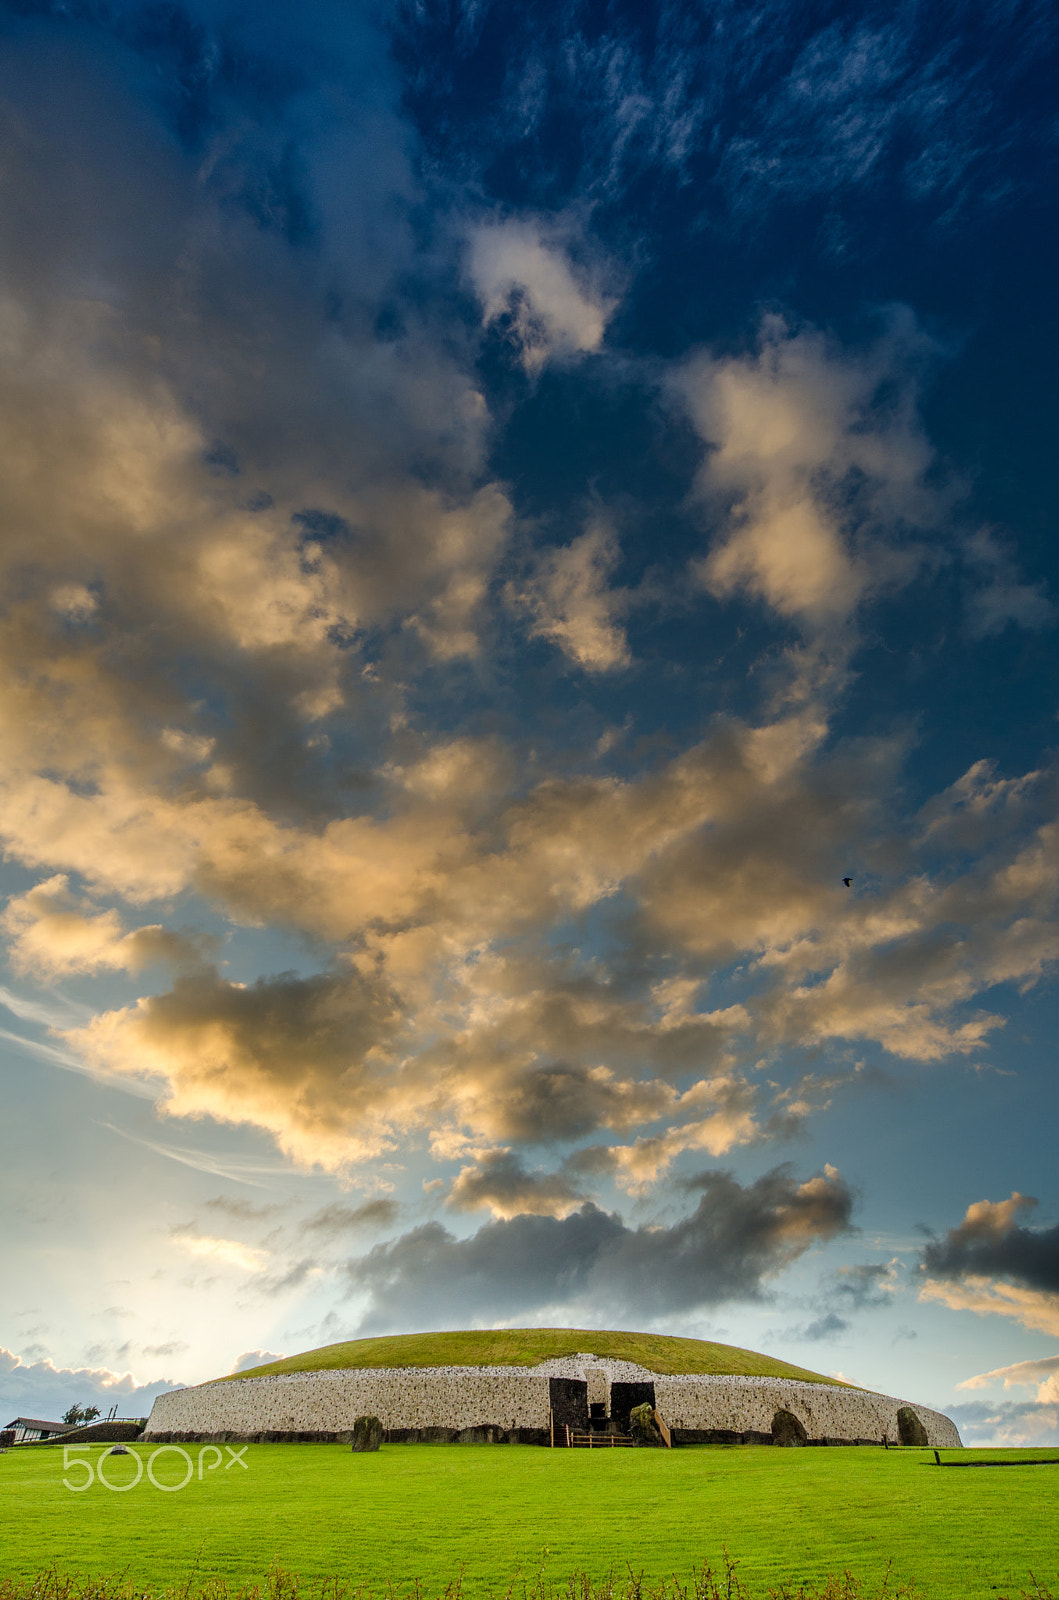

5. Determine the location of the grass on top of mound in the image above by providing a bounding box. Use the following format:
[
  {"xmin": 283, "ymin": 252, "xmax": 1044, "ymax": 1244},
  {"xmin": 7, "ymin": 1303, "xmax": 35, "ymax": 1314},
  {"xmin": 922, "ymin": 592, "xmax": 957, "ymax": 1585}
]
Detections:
[{"xmin": 218, "ymin": 1328, "xmax": 848, "ymax": 1384}]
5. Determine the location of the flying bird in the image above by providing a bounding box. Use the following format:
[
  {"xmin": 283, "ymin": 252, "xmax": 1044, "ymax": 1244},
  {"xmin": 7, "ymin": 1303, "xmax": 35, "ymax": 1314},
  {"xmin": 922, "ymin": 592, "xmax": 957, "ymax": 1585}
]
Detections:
[{"xmin": 842, "ymin": 877, "xmax": 852, "ymax": 887}]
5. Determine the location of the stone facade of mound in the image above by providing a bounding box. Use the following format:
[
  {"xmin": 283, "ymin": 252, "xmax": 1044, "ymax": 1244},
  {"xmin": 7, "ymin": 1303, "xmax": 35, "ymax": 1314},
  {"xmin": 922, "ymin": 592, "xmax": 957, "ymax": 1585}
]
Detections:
[
  {"xmin": 652, "ymin": 1374, "xmax": 960, "ymax": 1447},
  {"xmin": 143, "ymin": 1352, "xmax": 961, "ymax": 1448}
]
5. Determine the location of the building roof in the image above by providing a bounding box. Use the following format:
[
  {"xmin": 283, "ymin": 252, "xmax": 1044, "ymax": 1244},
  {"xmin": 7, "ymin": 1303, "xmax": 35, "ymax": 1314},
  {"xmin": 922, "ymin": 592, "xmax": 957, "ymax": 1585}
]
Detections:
[{"xmin": 4, "ymin": 1417, "xmax": 71, "ymax": 1433}]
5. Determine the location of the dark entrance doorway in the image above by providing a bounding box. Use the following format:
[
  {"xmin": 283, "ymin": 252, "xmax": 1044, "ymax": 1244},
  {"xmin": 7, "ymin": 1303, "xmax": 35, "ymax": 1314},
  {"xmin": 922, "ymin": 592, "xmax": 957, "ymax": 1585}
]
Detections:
[
  {"xmin": 548, "ymin": 1377, "xmax": 588, "ymax": 1436},
  {"xmin": 610, "ymin": 1381, "xmax": 655, "ymax": 1433}
]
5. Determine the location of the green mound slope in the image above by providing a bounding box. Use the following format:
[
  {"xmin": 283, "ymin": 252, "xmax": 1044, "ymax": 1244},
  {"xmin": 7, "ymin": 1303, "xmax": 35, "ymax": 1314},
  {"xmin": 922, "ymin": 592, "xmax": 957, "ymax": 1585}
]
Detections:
[{"xmin": 221, "ymin": 1328, "xmax": 847, "ymax": 1385}]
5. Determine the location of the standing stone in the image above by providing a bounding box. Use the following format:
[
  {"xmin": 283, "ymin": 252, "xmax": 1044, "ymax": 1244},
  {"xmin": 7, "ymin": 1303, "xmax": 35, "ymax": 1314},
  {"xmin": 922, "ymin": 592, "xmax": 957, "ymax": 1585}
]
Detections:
[{"xmin": 351, "ymin": 1415, "xmax": 384, "ymax": 1452}]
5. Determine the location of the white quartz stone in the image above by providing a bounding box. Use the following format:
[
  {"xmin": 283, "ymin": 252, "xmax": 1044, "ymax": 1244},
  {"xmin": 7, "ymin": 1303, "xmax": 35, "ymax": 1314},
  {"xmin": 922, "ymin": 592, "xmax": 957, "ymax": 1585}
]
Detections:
[{"xmin": 144, "ymin": 1353, "xmax": 961, "ymax": 1448}]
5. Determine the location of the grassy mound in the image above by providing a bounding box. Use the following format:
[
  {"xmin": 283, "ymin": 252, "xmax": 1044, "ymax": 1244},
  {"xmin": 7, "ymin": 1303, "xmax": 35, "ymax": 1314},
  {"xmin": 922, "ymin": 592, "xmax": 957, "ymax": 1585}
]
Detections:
[{"xmin": 220, "ymin": 1328, "xmax": 846, "ymax": 1385}]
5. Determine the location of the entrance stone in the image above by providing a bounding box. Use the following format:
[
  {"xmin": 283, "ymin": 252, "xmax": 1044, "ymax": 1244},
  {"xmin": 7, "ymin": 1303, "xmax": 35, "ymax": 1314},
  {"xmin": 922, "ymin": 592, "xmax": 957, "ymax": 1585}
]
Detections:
[
  {"xmin": 610, "ymin": 1381, "xmax": 656, "ymax": 1434},
  {"xmin": 629, "ymin": 1403, "xmax": 665, "ymax": 1447}
]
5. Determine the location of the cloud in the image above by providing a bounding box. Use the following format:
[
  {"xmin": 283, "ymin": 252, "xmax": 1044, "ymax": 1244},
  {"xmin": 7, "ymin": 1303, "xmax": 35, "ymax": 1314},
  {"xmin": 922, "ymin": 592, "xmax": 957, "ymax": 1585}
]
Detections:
[
  {"xmin": 0, "ymin": 1344, "xmax": 180, "ymax": 1426},
  {"xmin": 830, "ymin": 1259, "xmax": 900, "ymax": 1309},
  {"xmin": 918, "ymin": 1193, "xmax": 1059, "ymax": 1334},
  {"xmin": 230, "ymin": 1350, "xmax": 285, "ymax": 1374},
  {"xmin": 921, "ymin": 1192, "xmax": 1058, "ymax": 1284},
  {"xmin": 709, "ymin": 12, "xmax": 1048, "ymax": 231},
  {"xmin": 348, "ymin": 1163, "xmax": 854, "ymax": 1330},
  {"xmin": 0, "ymin": 1026, "xmax": 161, "ymax": 1100},
  {"xmin": 42, "ymin": 717, "xmax": 1059, "ymax": 1174},
  {"xmin": 2, "ymin": 875, "xmax": 208, "ymax": 978},
  {"xmin": 515, "ymin": 521, "xmax": 631, "ymax": 671},
  {"xmin": 99, "ymin": 1124, "xmax": 302, "ymax": 1186},
  {"xmin": 675, "ymin": 314, "xmax": 936, "ymax": 630},
  {"xmin": 447, "ymin": 1150, "xmax": 589, "ymax": 1219},
  {"xmin": 946, "ymin": 1398, "xmax": 1059, "ymax": 1449},
  {"xmin": 774, "ymin": 1258, "xmax": 900, "ymax": 1344},
  {"xmin": 0, "ymin": 986, "xmax": 85, "ymax": 1028},
  {"xmin": 203, "ymin": 1197, "xmax": 285, "ymax": 1223},
  {"xmin": 778, "ymin": 1312, "xmax": 851, "ymax": 1343},
  {"xmin": 67, "ymin": 966, "xmax": 407, "ymax": 1170},
  {"xmin": 63, "ymin": 929, "xmax": 756, "ymax": 1171},
  {"xmin": 401, "ymin": 0, "xmax": 1049, "ymax": 241},
  {"xmin": 171, "ymin": 1226, "xmax": 269, "ymax": 1274},
  {"xmin": 919, "ymin": 1278, "xmax": 1059, "ymax": 1338},
  {"xmin": 0, "ymin": 2, "xmax": 1057, "ymax": 1208},
  {"xmin": 468, "ymin": 218, "xmax": 617, "ymax": 370},
  {"xmin": 600, "ymin": 1075, "xmax": 761, "ymax": 1191},
  {"xmin": 302, "ymin": 1200, "xmax": 401, "ymax": 1235},
  {"xmin": 958, "ymin": 1353, "xmax": 1059, "ymax": 1400},
  {"xmin": 963, "ymin": 530, "xmax": 1054, "ymax": 638},
  {"xmin": 0, "ymin": 10, "xmax": 513, "ymax": 887}
]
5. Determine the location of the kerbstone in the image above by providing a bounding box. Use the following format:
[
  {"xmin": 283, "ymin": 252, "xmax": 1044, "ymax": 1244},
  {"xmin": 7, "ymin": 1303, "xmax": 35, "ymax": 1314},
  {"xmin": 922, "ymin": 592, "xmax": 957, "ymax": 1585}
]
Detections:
[{"xmin": 351, "ymin": 1415, "xmax": 383, "ymax": 1452}]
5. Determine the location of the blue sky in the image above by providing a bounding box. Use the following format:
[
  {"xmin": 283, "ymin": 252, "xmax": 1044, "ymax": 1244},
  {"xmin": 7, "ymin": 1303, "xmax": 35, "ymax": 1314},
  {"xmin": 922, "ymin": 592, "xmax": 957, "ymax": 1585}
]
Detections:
[{"xmin": 1, "ymin": 0, "xmax": 1058, "ymax": 1446}]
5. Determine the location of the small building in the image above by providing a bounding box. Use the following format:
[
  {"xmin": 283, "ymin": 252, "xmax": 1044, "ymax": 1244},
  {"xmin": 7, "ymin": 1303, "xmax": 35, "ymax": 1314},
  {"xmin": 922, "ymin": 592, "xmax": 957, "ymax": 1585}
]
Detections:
[{"xmin": 3, "ymin": 1416, "xmax": 72, "ymax": 1443}]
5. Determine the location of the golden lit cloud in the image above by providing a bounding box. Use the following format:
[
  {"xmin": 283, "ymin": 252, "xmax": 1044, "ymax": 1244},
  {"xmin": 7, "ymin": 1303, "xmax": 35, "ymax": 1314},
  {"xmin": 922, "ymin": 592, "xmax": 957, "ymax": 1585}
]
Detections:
[
  {"xmin": 173, "ymin": 1232, "xmax": 270, "ymax": 1274},
  {"xmin": 676, "ymin": 315, "xmax": 934, "ymax": 628},
  {"xmin": 515, "ymin": 520, "xmax": 630, "ymax": 671},
  {"xmin": 1, "ymin": 272, "xmax": 1056, "ymax": 1187},
  {"xmin": 920, "ymin": 1275, "xmax": 1059, "ymax": 1337}
]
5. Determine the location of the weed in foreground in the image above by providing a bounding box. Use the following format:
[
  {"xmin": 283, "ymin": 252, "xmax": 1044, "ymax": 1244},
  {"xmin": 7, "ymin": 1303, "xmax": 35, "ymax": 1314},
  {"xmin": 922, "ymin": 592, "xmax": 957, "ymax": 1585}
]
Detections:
[{"xmin": 0, "ymin": 1557, "xmax": 1053, "ymax": 1600}]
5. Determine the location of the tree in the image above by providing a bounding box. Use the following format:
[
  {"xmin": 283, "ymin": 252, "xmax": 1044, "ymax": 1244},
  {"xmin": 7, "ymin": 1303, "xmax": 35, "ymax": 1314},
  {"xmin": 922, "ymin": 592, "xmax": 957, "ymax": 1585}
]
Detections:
[{"xmin": 61, "ymin": 1404, "xmax": 101, "ymax": 1426}]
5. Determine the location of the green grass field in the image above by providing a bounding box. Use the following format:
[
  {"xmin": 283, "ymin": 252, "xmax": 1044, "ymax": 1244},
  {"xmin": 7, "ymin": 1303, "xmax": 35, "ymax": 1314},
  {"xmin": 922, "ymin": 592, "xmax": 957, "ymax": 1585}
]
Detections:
[
  {"xmin": 4, "ymin": 1443, "xmax": 1058, "ymax": 1599},
  {"xmin": 220, "ymin": 1328, "xmax": 843, "ymax": 1385}
]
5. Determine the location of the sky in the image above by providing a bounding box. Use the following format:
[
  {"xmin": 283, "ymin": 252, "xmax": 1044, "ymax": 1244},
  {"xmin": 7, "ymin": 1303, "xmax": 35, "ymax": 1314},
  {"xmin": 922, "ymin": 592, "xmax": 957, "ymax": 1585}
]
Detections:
[{"xmin": 1, "ymin": 0, "xmax": 1057, "ymax": 1448}]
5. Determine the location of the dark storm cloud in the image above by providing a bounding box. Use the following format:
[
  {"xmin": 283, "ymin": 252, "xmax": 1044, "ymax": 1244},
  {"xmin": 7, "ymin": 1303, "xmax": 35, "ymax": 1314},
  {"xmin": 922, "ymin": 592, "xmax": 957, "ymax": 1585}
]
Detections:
[
  {"xmin": 920, "ymin": 1194, "xmax": 1059, "ymax": 1294},
  {"xmin": 483, "ymin": 1060, "xmax": 671, "ymax": 1145},
  {"xmin": 446, "ymin": 1149, "xmax": 588, "ymax": 1218},
  {"xmin": 348, "ymin": 1164, "xmax": 854, "ymax": 1331}
]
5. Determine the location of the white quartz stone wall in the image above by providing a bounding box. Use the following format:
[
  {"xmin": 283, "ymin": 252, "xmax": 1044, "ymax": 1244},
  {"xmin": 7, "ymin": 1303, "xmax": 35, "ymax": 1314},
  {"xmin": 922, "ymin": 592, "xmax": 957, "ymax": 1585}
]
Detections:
[
  {"xmin": 145, "ymin": 1366, "xmax": 552, "ymax": 1436},
  {"xmin": 144, "ymin": 1357, "xmax": 961, "ymax": 1447},
  {"xmin": 653, "ymin": 1374, "xmax": 961, "ymax": 1448}
]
